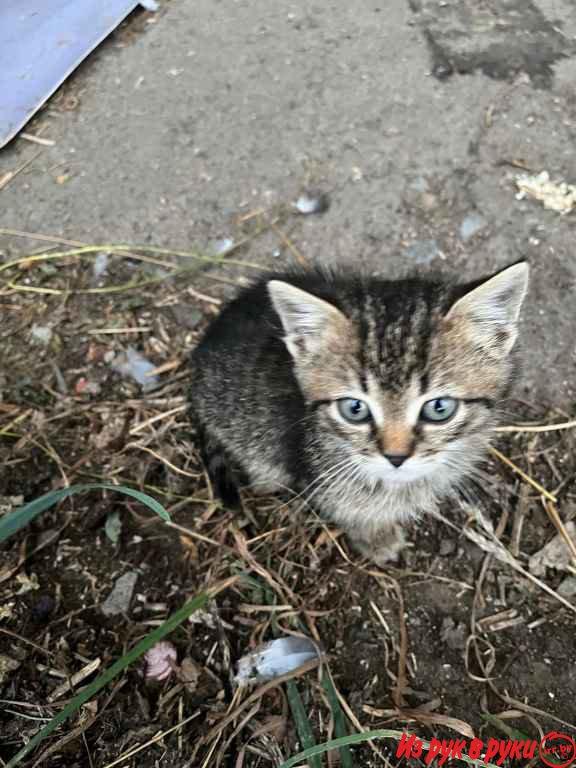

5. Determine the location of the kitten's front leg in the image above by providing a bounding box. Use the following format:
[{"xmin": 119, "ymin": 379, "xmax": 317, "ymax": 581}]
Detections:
[{"xmin": 347, "ymin": 524, "xmax": 406, "ymax": 567}]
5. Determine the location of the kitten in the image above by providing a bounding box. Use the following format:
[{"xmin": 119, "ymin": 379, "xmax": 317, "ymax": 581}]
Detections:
[{"xmin": 189, "ymin": 262, "xmax": 529, "ymax": 565}]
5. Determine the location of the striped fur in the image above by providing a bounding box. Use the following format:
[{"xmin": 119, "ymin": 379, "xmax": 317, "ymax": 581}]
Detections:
[{"xmin": 189, "ymin": 263, "xmax": 529, "ymax": 565}]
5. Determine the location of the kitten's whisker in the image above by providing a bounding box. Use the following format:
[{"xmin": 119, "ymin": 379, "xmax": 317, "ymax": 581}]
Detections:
[
  {"xmin": 296, "ymin": 458, "xmax": 360, "ymax": 515},
  {"xmin": 308, "ymin": 460, "xmax": 367, "ymax": 517},
  {"xmin": 274, "ymin": 412, "xmax": 319, "ymax": 442},
  {"xmin": 274, "ymin": 457, "xmax": 355, "ymax": 513},
  {"xmin": 298, "ymin": 460, "xmax": 358, "ymax": 510}
]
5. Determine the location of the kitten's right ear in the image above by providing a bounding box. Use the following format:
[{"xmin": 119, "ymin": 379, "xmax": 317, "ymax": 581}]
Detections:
[
  {"xmin": 445, "ymin": 262, "xmax": 530, "ymax": 354},
  {"xmin": 268, "ymin": 280, "xmax": 349, "ymax": 359}
]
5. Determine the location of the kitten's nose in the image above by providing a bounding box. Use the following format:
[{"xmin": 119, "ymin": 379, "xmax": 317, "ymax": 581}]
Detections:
[{"xmin": 384, "ymin": 454, "xmax": 409, "ymax": 468}]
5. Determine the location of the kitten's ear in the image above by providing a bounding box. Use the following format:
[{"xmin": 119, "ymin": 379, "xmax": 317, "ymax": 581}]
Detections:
[
  {"xmin": 268, "ymin": 280, "xmax": 349, "ymax": 359},
  {"xmin": 445, "ymin": 262, "xmax": 529, "ymax": 354}
]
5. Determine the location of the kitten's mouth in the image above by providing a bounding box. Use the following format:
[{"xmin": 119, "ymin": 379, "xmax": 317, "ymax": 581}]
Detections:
[{"xmin": 359, "ymin": 456, "xmax": 435, "ymax": 486}]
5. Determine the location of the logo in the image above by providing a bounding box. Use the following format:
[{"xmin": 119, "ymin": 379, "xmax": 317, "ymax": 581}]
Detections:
[
  {"xmin": 394, "ymin": 731, "xmax": 576, "ymax": 767},
  {"xmin": 539, "ymin": 732, "xmax": 576, "ymax": 768}
]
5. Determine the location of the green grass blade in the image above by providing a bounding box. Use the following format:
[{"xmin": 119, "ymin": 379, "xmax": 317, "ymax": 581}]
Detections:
[
  {"xmin": 320, "ymin": 673, "xmax": 353, "ymax": 768},
  {"xmin": 6, "ymin": 589, "xmax": 210, "ymax": 767},
  {"xmin": 285, "ymin": 680, "xmax": 321, "ymax": 768},
  {"xmin": 0, "ymin": 483, "xmax": 169, "ymax": 543},
  {"xmin": 278, "ymin": 730, "xmax": 502, "ymax": 768},
  {"xmin": 481, "ymin": 713, "xmax": 531, "ymax": 741}
]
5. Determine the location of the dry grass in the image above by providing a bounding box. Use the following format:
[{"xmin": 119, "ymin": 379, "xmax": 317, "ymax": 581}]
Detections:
[{"xmin": 1, "ymin": 221, "xmax": 576, "ymax": 766}]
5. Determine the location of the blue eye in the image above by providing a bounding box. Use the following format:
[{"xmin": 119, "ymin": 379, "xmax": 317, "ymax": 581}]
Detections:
[
  {"xmin": 337, "ymin": 398, "xmax": 372, "ymax": 424},
  {"xmin": 420, "ymin": 397, "xmax": 459, "ymax": 423}
]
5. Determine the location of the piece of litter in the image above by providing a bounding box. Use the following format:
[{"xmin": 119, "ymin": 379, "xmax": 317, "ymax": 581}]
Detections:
[
  {"xmin": 0, "ymin": 603, "xmax": 15, "ymax": 622},
  {"xmin": 75, "ymin": 377, "xmax": 102, "ymax": 396},
  {"xmin": 211, "ymin": 237, "xmax": 235, "ymax": 256},
  {"xmin": 235, "ymin": 635, "xmax": 320, "ymax": 687},
  {"xmin": 178, "ymin": 656, "xmax": 201, "ymax": 692},
  {"xmin": 351, "ymin": 166, "xmax": 363, "ymax": 182},
  {"xmin": 15, "ymin": 572, "xmax": 39, "ymax": 595},
  {"xmin": 144, "ymin": 641, "xmax": 177, "ymax": 681},
  {"xmin": 93, "ymin": 252, "xmax": 109, "ymax": 279},
  {"xmin": 20, "ymin": 132, "xmax": 55, "ymax": 147},
  {"xmin": 0, "ymin": 496, "xmax": 23, "ymax": 516},
  {"xmin": 515, "ymin": 171, "xmax": 576, "ymax": 214},
  {"xmin": 105, "ymin": 510, "xmax": 122, "ymax": 545},
  {"xmin": 139, "ymin": 0, "xmax": 159, "ymax": 9},
  {"xmin": 0, "ymin": 654, "xmax": 20, "ymax": 685},
  {"xmin": 30, "ymin": 325, "xmax": 53, "ymax": 346},
  {"xmin": 293, "ymin": 191, "xmax": 330, "ymax": 215},
  {"xmin": 187, "ymin": 603, "xmax": 234, "ymax": 631},
  {"xmin": 188, "ymin": 608, "xmax": 217, "ymax": 629},
  {"xmin": 111, "ymin": 347, "xmax": 159, "ymax": 392},
  {"xmin": 405, "ymin": 239, "xmax": 439, "ymax": 266},
  {"xmin": 528, "ymin": 521, "xmax": 576, "ymax": 577},
  {"xmin": 101, "ymin": 571, "xmax": 138, "ymax": 616},
  {"xmin": 459, "ymin": 212, "xmax": 486, "ymax": 242},
  {"xmin": 476, "ymin": 608, "xmax": 524, "ymax": 633},
  {"xmin": 0, "ymin": 0, "xmax": 152, "ymax": 149}
]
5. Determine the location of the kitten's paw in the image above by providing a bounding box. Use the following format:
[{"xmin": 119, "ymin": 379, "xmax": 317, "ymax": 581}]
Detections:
[
  {"xmin": 349, "ymin": 525, "xmax": 406, "ymax": 567},
  {"xmin": 195, "ymin": 424, "xmax": 241, "ymax": 508},
  {"xmin": 247, "ymin": 482, "xmax": 284, "ymax": 497}
]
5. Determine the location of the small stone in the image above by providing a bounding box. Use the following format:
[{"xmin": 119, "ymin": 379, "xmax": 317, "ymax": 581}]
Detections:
[
  {"xmin": 101, "ymin": 572, "xmax": 138, "ymax": 616},
  {"xmin": 439, "ymin": 538, "xmax": 456, "ymax": 556},
  {"xmin": 0, "ymin": 654, "xmax": 20, "ymax": 684},
  {"xmin": 179, "ymin": 657, "xmax": 201, "ymax": 692},
  {"xmin": 420, "ymin": 192, "xmax": 439, "ymax": 211},
  {"xmin": 460, "ymin": 212, "xmax": 486, "ymax": 242},
  {"xmin": 529, "ymin": 522, "xmax": 576, "ymax": 577},
  {"xmin": 432, "ymin": 58, "xmax": 454, "ymax": 80},
  {"xmin": 557, "ymin": 576, "xmax": 576, "ymax": 598},
  {"xmin": 30, "ymin": 595, "xmax": 56, "ymax": 623},
  {"xmin": 169, "ymin": 305, "xmax": 203, "ymax": 330},
  {"xmin": 440, "ymin": 617, "xmax": 466, "ymax": 650},
  {"xmin": 405, "ymin": 239, "xmax": 439, "ymax": 265},
  {"xmin": 30, "ymin": 325, "xmax": 53, "ymax": 345}
]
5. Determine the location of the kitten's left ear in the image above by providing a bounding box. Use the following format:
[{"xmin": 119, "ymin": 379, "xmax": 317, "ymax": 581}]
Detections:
[
  {"xmin": 445, "ymin": 262, "xmax": 530, "ymax": 354},
  {"xmin": 268, "ymin": 280, "xmax": 350, "ymax": 359}
]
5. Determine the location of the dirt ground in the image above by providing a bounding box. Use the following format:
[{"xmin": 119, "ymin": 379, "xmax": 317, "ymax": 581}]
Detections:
[{"xmin": 1, "ymin": 1, "xmax": 576, "ymax": 767}]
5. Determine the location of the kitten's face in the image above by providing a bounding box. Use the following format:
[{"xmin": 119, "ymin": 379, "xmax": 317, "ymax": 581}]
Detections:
[{"xmin": 268, "ymin": 263, "xmax": 529, "ymax": 492}]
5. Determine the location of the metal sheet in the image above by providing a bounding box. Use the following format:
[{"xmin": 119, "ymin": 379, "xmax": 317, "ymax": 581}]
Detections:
[{"xmin": 0, "ymin": 0, "xmax": 143, "ymax": 148}]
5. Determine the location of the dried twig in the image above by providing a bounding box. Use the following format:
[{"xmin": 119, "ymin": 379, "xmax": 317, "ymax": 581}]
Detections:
[{"xmin": 489, "ymin": 446, "xmax": 556, "ymax": 502}]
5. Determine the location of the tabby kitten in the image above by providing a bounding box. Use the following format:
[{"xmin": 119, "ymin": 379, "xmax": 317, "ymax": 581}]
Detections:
[{"xmin": 189, "ymin": 262, "xmax": 529, "ymax": 565}]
